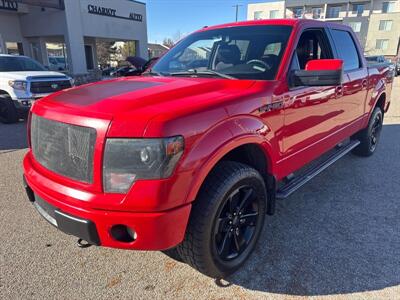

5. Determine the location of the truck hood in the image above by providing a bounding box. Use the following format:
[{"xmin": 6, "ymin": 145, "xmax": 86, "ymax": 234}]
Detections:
[
  {"xmin": 0, "ymin": 71, "xmax": 68, "ymax": 80},
  {"xmin": 37, "ymin": 76, "xmax": 258, "ymax": 136}
]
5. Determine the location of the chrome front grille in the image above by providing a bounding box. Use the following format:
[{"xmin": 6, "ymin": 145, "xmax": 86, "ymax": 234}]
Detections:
[{"xmin": 30, "ymin": 115, "xmax": 96, "ymax": 183}]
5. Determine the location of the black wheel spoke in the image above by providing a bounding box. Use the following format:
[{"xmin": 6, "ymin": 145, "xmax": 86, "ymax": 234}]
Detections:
[
  {"xmin": 238, "ymin": 188, "xmax": 254, "ymax": 212},
  {"xmin": 240, "ymin": 212, "xmax": 258, "ymax": 226},
  {"xmin": 218, "ymin": 231, "xmax": 233, "ymax": 257},
  {"xmin": 233, "ymin": 229, "xmax": 246, "ymax": 252},
  {"xmin": 229, "ymin": 190, "xmax": 240, "ymax": 213},
  {"xmin": 215, "ymin": 217, "xmax": 230, "ymax": 233}
]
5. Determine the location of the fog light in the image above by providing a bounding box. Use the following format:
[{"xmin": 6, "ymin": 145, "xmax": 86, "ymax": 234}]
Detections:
[{"xmin": 110, "ymin": 225, "xmax": 136, "ymax": 243}]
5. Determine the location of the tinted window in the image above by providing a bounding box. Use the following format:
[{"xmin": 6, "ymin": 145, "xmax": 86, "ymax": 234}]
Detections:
[
  {"xmin": 331, "ymin": 29, "xmax": 360, "ymax": 71},
  {"xmin": 293, "ymin": 29, "xmax": 333, "ymax": 70},
  {"xmin": 0, "ymin": 56, "xmax": 45, "ymax": 72},
  {"xmin": 151, "ymin": 25, "xmax": 293, "ymax": 80}
]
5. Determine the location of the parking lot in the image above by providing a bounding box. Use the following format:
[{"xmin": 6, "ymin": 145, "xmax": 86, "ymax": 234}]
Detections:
[{"xmin": 1, "ymin": 78, "xmax": 399, "ymax": 300}]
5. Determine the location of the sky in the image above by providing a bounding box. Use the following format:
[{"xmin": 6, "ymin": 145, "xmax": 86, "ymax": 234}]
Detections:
[{"xmin": 142, "ymin": 0, "xmax": 271, "ymax": 43}]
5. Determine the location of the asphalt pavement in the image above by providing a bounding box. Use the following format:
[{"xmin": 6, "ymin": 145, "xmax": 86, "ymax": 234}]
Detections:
[{"xmin": 1, "ymin": 78, "xmax": 399, "ymax": 300}]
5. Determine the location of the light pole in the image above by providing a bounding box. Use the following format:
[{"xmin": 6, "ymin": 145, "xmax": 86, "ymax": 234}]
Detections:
[{"xmin": 232, "ymin": 4, "xmax": 243, "ymax": 22}]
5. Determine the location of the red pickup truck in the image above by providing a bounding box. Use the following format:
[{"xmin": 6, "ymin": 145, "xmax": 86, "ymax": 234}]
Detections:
[{"xmin": 23, "ymin": 19, "xmax": 391, "ymax": 278}]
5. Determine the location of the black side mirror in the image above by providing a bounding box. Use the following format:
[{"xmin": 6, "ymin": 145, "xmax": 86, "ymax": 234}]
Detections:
[
  {"xmin": 291, "ymin": 69, "xmax": 342, "ymax": 87},
  {"xmin": 291, "ymin": 59, "xmax": 343, "ymax": 87}
]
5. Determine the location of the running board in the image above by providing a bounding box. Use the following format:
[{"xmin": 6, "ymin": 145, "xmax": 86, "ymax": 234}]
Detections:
[{"xmin": 276, "ymin": 140, "xmax": 360, "ymax": 199}]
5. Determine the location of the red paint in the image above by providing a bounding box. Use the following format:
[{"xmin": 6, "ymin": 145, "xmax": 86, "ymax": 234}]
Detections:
[
  {"xmin": 23, "ymin": 19, "xmax": 392, "ymax": 250},
  {"xmin": 305, "ymin": 59, "xmax": 343, "ymax": 71}
]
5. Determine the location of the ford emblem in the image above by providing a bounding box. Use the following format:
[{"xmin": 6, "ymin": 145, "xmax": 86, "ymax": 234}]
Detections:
[{"xmin": 51, "ymin": 83, "xmax": 59, "ymax": 89}]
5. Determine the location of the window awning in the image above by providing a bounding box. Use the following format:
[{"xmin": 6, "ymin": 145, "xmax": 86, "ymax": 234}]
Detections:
[{"xmin": 15, "ymin": 0, "xmax": 64, "ymax": 9}]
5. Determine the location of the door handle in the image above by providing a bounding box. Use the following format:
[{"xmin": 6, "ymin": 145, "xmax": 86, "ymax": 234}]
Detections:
[
  {"xmin": 362, "ymin": 79, "xmax": 368, "ymax": 89},
  {"xmin": 335, "ymin": 86, "xmax": 343, "ymax": 97}
]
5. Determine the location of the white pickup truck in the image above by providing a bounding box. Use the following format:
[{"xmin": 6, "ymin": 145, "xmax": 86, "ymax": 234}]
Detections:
[{"xmin": 0, "ymin": 54, "xmax": 73, "ymax": 123}]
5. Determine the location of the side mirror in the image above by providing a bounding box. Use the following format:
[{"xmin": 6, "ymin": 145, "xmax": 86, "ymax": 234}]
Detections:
[{"xmin": 291, "ymin": 59, "xmax": 343, "ymax": 87}]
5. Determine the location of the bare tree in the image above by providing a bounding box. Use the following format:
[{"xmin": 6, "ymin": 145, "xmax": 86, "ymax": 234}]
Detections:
[
  {"xmin": 163, "ymin": 38, "xmax": 175, "ymax": 48},
  {"xmin": 96, "ymin": 41, "xmax": 118, "ymax": 68}
]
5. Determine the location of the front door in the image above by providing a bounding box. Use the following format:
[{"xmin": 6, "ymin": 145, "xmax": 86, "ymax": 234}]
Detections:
[{"xmin": 278, "ymin": 28, "xmax": 343, "ymax": 175}]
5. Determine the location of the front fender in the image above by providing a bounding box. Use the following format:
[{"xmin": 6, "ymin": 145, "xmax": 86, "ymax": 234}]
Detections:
[{"xmin": 181, "ymin": 115, "xmax": 276, "ymax": 204}]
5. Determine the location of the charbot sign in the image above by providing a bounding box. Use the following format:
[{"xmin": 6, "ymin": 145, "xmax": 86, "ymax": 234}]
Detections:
[
  {"xmin": 87, "ymin": 4, "xmax": 143, "ymax": 22},
  {"xmin": 0, "ymin": 0, "xmax": 18, "ymax": 11}
]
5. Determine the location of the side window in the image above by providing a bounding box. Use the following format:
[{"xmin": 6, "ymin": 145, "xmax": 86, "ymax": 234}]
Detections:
[
  {"xmin": 292, "ymin": 29, "xmax": 333, "ymax": 70},
  {"xmin": 330, "ymin": 29, "xmax": 360, "ymax": 71}
]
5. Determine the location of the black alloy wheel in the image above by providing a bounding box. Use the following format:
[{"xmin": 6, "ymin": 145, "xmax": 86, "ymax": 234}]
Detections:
[{"xmin": 213, "ymin": 185, "xmax": 260, "ymax": 262}]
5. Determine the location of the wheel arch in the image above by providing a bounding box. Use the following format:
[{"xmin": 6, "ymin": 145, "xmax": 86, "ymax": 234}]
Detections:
[{"xmin": 184, "ymin": 137, "xmax": 275, "ymax": 205}]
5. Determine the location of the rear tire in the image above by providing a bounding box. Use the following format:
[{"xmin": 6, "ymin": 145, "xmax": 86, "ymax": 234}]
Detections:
[
  {"xmin": 352, "ymin": 107, "xmax": 383, "ymax": 157},
  {"xmin": 0, "ymin": 94, "xmax": 19, "ymax": 124},
  {"xmin": 177, "ymin": 161, "xmax": 267, "ymax": 278}
]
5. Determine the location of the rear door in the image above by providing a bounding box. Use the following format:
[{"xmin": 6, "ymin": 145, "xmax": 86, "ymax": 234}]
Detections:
[{"xmin": 329, "ymin": 28, "xmax": 367, "ymax": 128}]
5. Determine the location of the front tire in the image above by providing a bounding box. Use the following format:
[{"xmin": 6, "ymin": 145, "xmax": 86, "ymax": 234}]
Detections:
[
  {"xmin": 352, "ymin": 107, "xmax": 383, "ymax": 156},
  {"xmin": 0, "ymin": 94, "xmax": 19, "ymax": 124},
  {"xmin": 177, "ymin": 161, "xmax": 267, "ymax": 278}
]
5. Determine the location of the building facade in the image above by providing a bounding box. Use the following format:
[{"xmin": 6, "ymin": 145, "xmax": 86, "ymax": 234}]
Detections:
[
  {"xmin": 0, "ymin": 0, "xmax": 148, "ymax": 77},
  {"xmin": 248, "ymin": 0, "xmax": 400, "ymax": 58}
]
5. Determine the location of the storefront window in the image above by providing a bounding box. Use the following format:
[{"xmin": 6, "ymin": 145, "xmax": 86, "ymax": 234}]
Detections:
[
  {"xmin": 6, "ymin": 42, "xmax": 23, "ymax": 55},
  {"xmin": 46, "ymin": 42, "xmax": 68, "ymax": 71}
]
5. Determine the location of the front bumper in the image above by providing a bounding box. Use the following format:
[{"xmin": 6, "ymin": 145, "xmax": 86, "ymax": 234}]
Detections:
[{"xmin": 23, "ymin": 172, "xmax": 191, "ymax": 251}]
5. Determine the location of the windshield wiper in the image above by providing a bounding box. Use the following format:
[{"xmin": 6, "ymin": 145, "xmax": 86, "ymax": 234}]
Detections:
[
  {"xmin": 169, "ymin": 70, "xmax": 235, "ymax": 79},
  {"xmin": 142, "ymin": 69, "xmax": 163, "ymax": 76}
]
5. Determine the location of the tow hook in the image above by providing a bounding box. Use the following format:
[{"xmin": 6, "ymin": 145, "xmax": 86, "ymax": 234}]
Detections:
[{"xmin": 77, "ymin": 238, "xmax": 92, "ymax": 248}]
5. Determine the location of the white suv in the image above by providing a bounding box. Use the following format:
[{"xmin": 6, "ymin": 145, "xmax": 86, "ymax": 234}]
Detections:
[{"xmin": 0, "ymin": 54, "xmax": 73, "ymax": 123}]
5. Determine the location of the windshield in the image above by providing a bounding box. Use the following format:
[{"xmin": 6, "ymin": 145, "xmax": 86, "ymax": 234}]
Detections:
[
  {"xmin": 151, "ymin": 25, "xmax": 292, "ymax": 80},
  {"xmin": 0, "ymin": 56, "xmax": 46, "ymax": 72},
  {"xmin": 56, "ymin": 57, "xmax": 65, "ymax": 63}
]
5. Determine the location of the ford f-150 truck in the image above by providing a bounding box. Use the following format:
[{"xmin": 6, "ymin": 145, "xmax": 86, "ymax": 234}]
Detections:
[
  {"xmin": 23, "ymin": 19, "xmax": 392, "ymax": 278},
  {"xmin": 0, "ymin": 54, "xmax": 73, "ymax": 123}
]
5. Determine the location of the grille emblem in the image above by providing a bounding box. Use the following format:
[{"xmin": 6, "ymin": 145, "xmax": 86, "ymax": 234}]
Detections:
[{"xmin": 51, "ymin": 83, "xmax": 59, "ymax": 89}]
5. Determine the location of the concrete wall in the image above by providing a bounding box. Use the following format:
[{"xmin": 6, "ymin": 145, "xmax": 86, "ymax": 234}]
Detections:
[
  {"xmin": 247, "ymin": 1, "xmax": 285, "ymax": 20},
  {"xmin": 79, "ymin": 0, "xmax": 148, "ymax": 58},
  {"xmin": 0, "ymin": 12, "xmax": 26, "ymax": 54}
]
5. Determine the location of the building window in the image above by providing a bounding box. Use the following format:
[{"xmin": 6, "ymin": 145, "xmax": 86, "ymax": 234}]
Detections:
[
  {"xmin": 379, "ymin": 20, "xmax": 393, "ymax": 31},
  {"xmin": 46, "ymin": 43, "xmax": 67, "ymax": 71},
  {"xmin": 349, "ymin": 22, "xmax": 362, "ymax": 32},
  {"xmin": 312, "ymin": 7, "xmax": 322, "ymax": 19},
  {"xmin": 6, "ymin": 42, "xmax": 23, "ymax": 55},
  {"xmin": 382, "ymin": 2, "xmax": 395, "ymax": 13},
  {"xmin": 269, "ymin": 10, "xmax": 279, "ymax": 19},
  {"xmin": 353, "ymin": 4, "xmax": 364, "ymax": 16},
  {"xmin": 254, "ymin": 11, "xmax": 263, "ymax": 20},
  {"xmin": 376, "ymin": 39, "xmax": 389, "ymax": 50},
  {"xmin": 85, "ymin": 45, "xmax": 94, "ymax": 70},
  {"xmin": 292, "ymin": 7, "xmax": 303, "ymax": 18},
  {"xmin": 327, "ymin": 6, "xmax": 341, "ymax": 18}
]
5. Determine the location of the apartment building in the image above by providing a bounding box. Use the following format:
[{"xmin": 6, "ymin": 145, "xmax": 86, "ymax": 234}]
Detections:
[{"xmin": 247, "ymin": 0, "xmax": 400, "ymax": 58}]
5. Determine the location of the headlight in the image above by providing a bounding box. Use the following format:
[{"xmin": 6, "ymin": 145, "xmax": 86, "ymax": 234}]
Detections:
[
  {"xmin": 8, "ymin": 80, "xmax": 27, "ymax": 91},
  {"xmin": 69, "ymin": 78, "xmax": 75, "ymax": 87},
  {"xmin": 103, "ymin": 136, "xmax": 184, "ymax": 193}
]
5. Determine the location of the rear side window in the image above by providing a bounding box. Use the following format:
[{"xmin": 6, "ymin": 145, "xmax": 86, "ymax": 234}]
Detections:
[{"xmin": 331, "ymin": 29, "xmax": 360, "ymax": 71}]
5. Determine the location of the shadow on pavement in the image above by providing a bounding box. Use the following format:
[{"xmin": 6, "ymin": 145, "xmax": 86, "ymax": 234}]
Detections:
[
  {"xmin": 227, "ymin": 124, "xmax": 400, "ymax": 296},
  {"xmin": 0, "ymin": 121, "xmax": 28, "ymax": 151}
]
